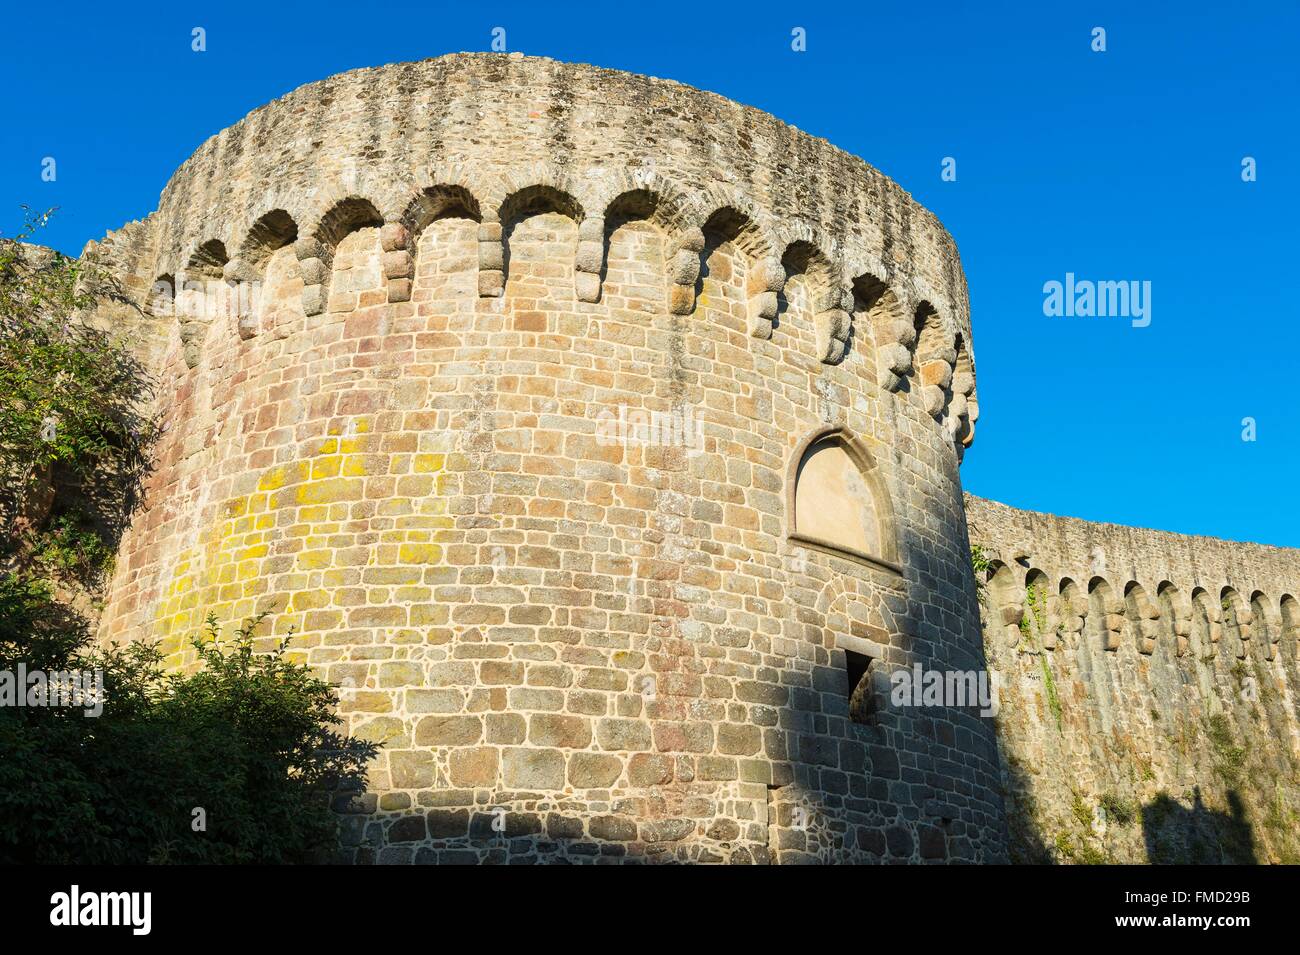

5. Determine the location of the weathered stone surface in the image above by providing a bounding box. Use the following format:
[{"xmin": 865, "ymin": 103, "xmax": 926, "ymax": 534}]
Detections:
[
  {"xmin": 589, "ymin": 815, "xmax": 638, "ymax": 842},
  {"xmin": 595, "ymin": 718, "xmax": 651, "ymax": 752},
  {"xmin": 969, "ymin": 494, "xmax": 1300, "ymax": 864},
  {"xmin": 426, "ymin": 809, "xmax": 470, "ymax": 840},
  {"xmin": 567, "ymin": 752, "xmax": 622, "ymax": 788},
  {"xmin": 86, "ymin": 52, "xmax": 1010, "ymax": 865},
  {"xmin": 388, "ymin": 814, "xmax": 428, "ymax": 843},
  {"xmin": 449, "ymin": 747, "xmax": 499, "ymax": 787},
  {"xmin": 500, "ymin": 748, "xmax": 565, "ymax": 791},
  {"xmin": 414, "ymin": 716, "xmax": 482, "ymax": 747},
  {"xmin": 528, "ymin": 714, "xmax": 592, "ymax": 749},
  {"xmin": 626, "ymin": 754, "xmax": 674, "ymax": 787},
  {"xmin": 388, "ymin": 751, "xmax": 434, "ymax": 790}
]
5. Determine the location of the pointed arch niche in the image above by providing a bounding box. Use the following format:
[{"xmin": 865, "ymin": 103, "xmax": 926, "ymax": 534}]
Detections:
[{"xmin": 788, "ymin": 427, "xmax": 901, "ymax": 574}]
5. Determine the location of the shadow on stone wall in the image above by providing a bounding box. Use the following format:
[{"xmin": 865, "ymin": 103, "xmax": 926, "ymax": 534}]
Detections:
[
  {"xmin": 998, "ymin": 754, "xmax": 1055, "ymax": 864},
  {"xmin": 343, "ymin": 807, "xmax": 692, "ymax": 865},
  {"xmin": 1141, "ymin": 788, "xmax": 1256, "ymax": 865}
]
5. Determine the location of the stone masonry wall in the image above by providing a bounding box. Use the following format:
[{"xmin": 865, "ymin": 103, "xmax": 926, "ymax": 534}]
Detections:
[
  {"xmin": 967, "ymin": 495, "xmax": 1300, "ymax": 863},
  {"xmin": 89, "ymin": 55, "xmax": 1004, "ymax": 863}
]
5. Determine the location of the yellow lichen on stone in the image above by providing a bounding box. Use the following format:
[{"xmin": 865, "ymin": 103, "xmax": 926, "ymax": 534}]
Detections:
[
  {"xmin": 398, "ymin": 542, "xmax": 443, "ymax": 565},
  {"xmin": 149, "ymin": 409, "xmax": 449, "ymax": 661}
]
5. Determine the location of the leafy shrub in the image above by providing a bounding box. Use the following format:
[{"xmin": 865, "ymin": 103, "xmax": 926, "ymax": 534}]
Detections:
[
  {"xmin": 0, "ymin": 209, "xmax": 377, "ymax": 863},
  {"xmin": 0, "ymin": 589, "xmax": 376, "ymax": 864},
  {"xmin": 0, "ymin": 207, "xmax": 158, "ymax": 581},
  {"xmin": 970, "ymin": 544, "xmax": 991, "ymax": 606},
  {"xmin": 1099, "ymin": 791, "xmax": 1136, "ymax": 827}
]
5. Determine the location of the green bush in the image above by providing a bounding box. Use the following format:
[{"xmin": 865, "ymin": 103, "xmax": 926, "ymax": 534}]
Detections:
[
  {"xmin": 0, "ymin": 587, "xmax": 376, "ymax": 864},
  {"xmin": 1, "ymin": 209, "xmax": 375, "ymax": 862},
  {"xmin": 0, "ymin": 207, "xmax": 158, "ymax": 582}
]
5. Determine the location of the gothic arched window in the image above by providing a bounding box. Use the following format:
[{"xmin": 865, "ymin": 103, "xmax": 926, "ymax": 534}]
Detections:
[{"xmin": 788, "ymin": 428, "xmax": 899, "ymax": 573}]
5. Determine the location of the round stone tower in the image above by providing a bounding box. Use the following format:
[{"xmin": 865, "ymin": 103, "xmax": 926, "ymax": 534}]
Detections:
[{"xmin": 95, "ymin": 53, "xmax": 1003, "ymax": 863}]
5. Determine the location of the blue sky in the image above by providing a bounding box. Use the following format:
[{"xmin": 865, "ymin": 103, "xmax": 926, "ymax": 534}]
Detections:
[{"xmin": 4, "ymin": 1, "xmax": 1297, "ymax": 545}]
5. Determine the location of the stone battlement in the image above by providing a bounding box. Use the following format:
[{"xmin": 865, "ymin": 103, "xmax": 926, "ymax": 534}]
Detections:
[
  {"xmin": 966, "ymin": 495, "xmax": 1300, "ymax": 863},
  {"xmin": 93, "ymin": 53, "xmax": 978, "ymax": 451},
  {"xmin": 967, "ymin": 494, "xmax": 1299, "ymax": 656}
]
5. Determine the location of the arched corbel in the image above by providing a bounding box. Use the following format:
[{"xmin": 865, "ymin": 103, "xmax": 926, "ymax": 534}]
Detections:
[
  {"xmin": 1100, "ymin": 594, "xmax": 1125, "ymax": 651},
  {"xmin": 995, "ymin": 577, "xmax": 1028, "ymax": 648},
  {"xmin": 295, "ymin": 236, "xmax": 329, "ymax": 317},
  {"xmin": 919, "ymin": 341, "xmax": 956, "ymax": 421},
  {"xmin": 1172, "ymin": 600, "xmax": 1193, "ymax": 657},
  {"xmin": 380, "ymin": 220, "xmax": 413, "ymax": 304},
  {"xmin": 478, "ymin": 215, "xmax": 504, "ymax": 298},
  {"xmin": 1136, "ymin": 597, "xmax": 1161, "ymax": 655},
  {"xmin": 950, "ymin": 369, "xmax": 976, "ymax": 445},
  {"xmin": 864, "ymin": 284, "xmax": 915, "ymax": 392},
  {"xmin": 814, "ymin": 288, "xmax": 852, "ymax": 365},
  {"xmin": 668, "ymin": 227, "xmax": 704, "ymax": 315},
  {"xmin": 1204, "ymin": 600, "xmax": 1223, "ymax": 645},
  {"xmin": 747, "ymin": 257, "xmax": 784, "ymax": 339},
  {"xmin": 1042, "ymin": 592, "xmax": 1065, "ymax": 651},
  {"xmin": 574, "ymin": 216, "xmax": 605, "ymax": 303},
  {"xmin": 1059, "ymin": 590, "xmax": 1087, "ymax": 646},
  {"xmin": 1234, "ymin": 603, "xmax": 1253, "ymax": 659},
  {"xmin": 1254, "ymin": 601, "xmax": 1279, "ymax": 660},
  {"xmin": 222, "ymin": 257, "xmax": 259, "ymax": 340},
  {"xmin": 877, "ymin": 342, "xmax": 911, "ymax": 392}
]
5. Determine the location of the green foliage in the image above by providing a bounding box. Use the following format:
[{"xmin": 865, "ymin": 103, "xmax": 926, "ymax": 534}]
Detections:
[
  {"xmin": 1207, "ymin": 714, "xmax": 1248, "ymax": 786},
  {"xmin": 1053, "ymin": 828, "xmax": 1106, "ymax": 865},
  {"xmin": 1056, "ymin": 593, "xmax": 1072, "ymax": 636},
  {"xmin": 0, "ymin": 210, "xmax": 375, "ymax": 863},
  {"xmin": 1040, "ymin": 650, "xmax": 1063, "ymax": 732},
  {"xmin": 0, "ymin": 589, "xmax": 377, "ymax": 864},
  {"xmin": 970, "ymin": 544, "xmax": 991, "ymax": 606},
  {"xmin": 1070, "ymin": 791, "xmax": 1093, "ymax": 828},
  {"xmin": 30, "ymin": 512, "xmax": 116, "ymax": 584},
  {"xmin": 1053, "ymin": 831, "xmax": 1074, "ymax": 858},
  {"xmin": 1025, "ymin": 582, "xmax": 1047, "ymax": 633},
  {"xmin": 1099, "ymin": 791, "xmax": 1136, "ymax": 827},
  {"xmin": 0, "ymin": 207, "xmax": 158, "ymax": 582},
  {"xmin": 1074, "ymin": 843, "xmax": 1107, "ymax": 865},
  {"xmin": 1011, "ymin": 582, "xmax": 1063, "ymax": 732}
]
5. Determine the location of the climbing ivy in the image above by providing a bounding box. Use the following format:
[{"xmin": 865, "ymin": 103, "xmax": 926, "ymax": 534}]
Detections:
[
  {"xmin": 1019, "ymin": 582, "xmax": 1063, "ymax": 732},
  {"xmin": 970, "ymin": 544, "xmax": 991, "ymax": 605}
]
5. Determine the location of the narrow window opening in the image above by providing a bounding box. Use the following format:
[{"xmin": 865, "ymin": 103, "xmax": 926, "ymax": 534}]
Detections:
[{"xmin": 845, "ymin": 650, "xmax": 876, "ymax": 725}]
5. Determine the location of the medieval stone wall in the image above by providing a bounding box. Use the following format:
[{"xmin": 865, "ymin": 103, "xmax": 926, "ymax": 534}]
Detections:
[
  {"xmin": 967, "ymin": 495, "xmax": 1300, "ymax": 863},
  {"xmin": 90, "ymin": 54, "xmax": 1003, "ymax": 863}
]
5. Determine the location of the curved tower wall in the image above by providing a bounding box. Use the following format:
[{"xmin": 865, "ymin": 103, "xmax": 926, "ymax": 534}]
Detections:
[{"xmin": 94, "ymin": 53, "xmax": 1001, "ymax": 863}]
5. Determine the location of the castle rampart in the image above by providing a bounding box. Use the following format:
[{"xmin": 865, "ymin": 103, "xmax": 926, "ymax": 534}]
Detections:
[{"xmin": 966, "ymin": 495, "xmax": 1300, "ymax": 863}]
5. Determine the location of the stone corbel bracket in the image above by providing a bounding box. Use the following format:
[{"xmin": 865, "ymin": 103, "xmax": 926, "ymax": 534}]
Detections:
[
  {"xmin": 574, "ymin": 216, "xmax": 604, "ymax": 303},
  {"xmin": 477, "ymin": 216, "xmax": 504, "ymax": 298},
  {"xmin": 814, "ymin": 287, "xmax": 853, "ymax": 365},
  {"xmin": 1100, "ymin": 595, "xmax": 1126, "ymax": 651},
  {"xmin": 222, "ymin": 256, "xmax": 259, "ymax": 340},
  {"xmin": 747, "ymin": 256, "xmax": 784, "ymax": 340},
  {"xmin": 295, "ymin": 236, "xmax": 330, "ymax": 317},
  {"xmin": 1171, "ymin": 601, "xmax": 1193, "ymax": 657},
  {"xmin": 1133, "ymin": 596, "xmax": 1161, "ymax": 655},
  {"xmin": 380, "ymin": 221, "xmax": 413, "ymax": 304},
  {"xmin": 668, "ymin": 227, "xmax": 705, "ymax": 316}
]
